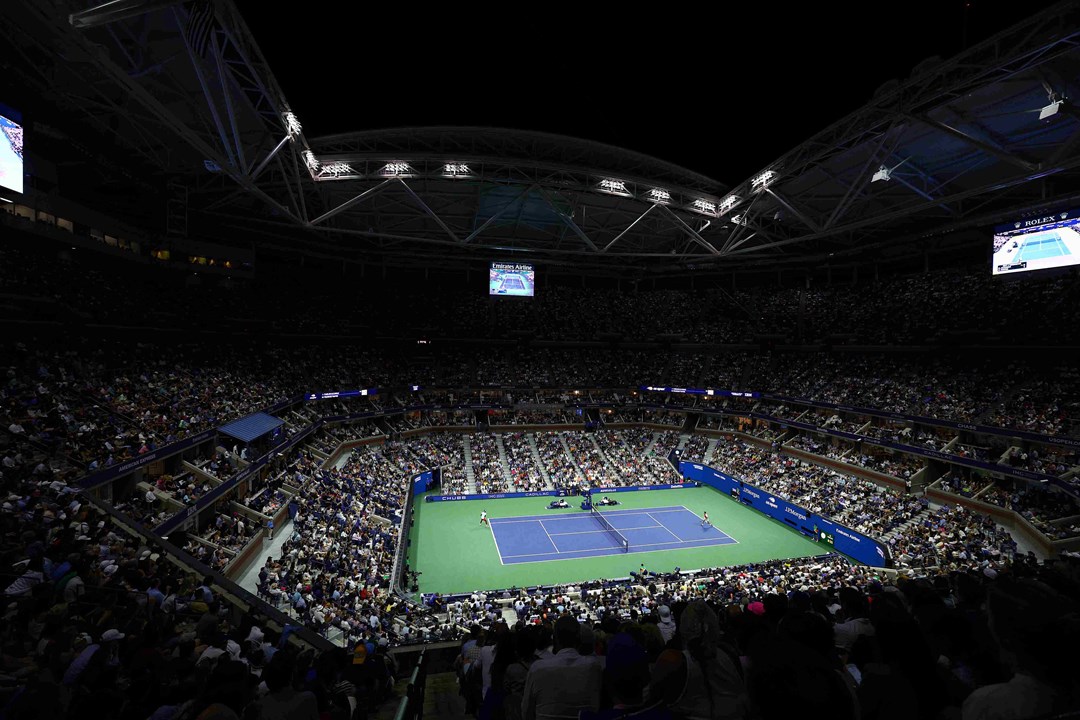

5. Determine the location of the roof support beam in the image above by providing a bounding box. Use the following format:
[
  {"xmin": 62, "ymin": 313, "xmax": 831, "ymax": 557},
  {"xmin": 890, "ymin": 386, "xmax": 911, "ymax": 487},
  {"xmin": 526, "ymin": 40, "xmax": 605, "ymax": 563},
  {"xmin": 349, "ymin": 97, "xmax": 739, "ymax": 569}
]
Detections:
[
  {"xmin": 308, "ymin": 180, "xmax": 394, "ymax": 226},
  {"xmin": 69, "ymin": 0, "xmax": 182, "ymax": 28},
  {"xmin": 211, "ymin": 31, "xmax": 248, "ymax": 175},
  {"xmin": 907, "ymin": 113, "xmax": 1039, "ymax": 172},
  {"xmin": 462, "ymin": 184, "xmax": 537, "ymax": 244},
  {"xmin": 535, "ymin": 186, "xmax": 599, "ymax": 252},
  {"xmin": 602, "ymin": 204, "xmax": 657, "ymax": 252},
  {"xmin": 173, "ymin": 9, "xmax": 236, "ymax": 171},
  {"xmin": 765, "ymin": 188, "xmax": 821, "ymax": 233},
  {"xmin": 720, "ymin": 191, "xmax": 763, "ymax": 254},
  {"xmin": 724, "ymin": 149, "xmax": 1080, "ymax": 258},
  {"xmin": 1048, "ymin": 122, "xmax": 1080, "ymax": 168},
  {"xmin": 658, "ymin": 204, "xmax": 720, "ymax": 255},
  {"xmin": 824, "ymin": 123, "xmax": 899, "ymax": 230},
  {"xmin": 399, "ymin": 180, "xmax": 460, "ymax": 243}
]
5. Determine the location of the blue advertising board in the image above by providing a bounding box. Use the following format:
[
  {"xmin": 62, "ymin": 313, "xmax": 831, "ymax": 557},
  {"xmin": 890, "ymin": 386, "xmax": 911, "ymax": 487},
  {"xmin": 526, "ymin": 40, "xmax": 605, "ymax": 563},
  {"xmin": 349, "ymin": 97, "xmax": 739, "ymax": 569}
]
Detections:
[
  {"xmin": 813, "ymin": 516, "xmax": 889, "ymax": 567},
  {"xmin": 679, "ymin": 462, "xmax": 740, "ymax": 495},
  {"xmin": 594, "ymin": 482, "xmax": 696, "ymax": 493},
  {"xmin": 427, "ymin": 490, "xmax": 561, "ymax": 502},
  {"xmin": 641, "ymin": 386, "xmax": 760, "ymax": 399},
  {"xmin": 412, "ymin": 470, "xmax": 433, "ymax": 496},
  {"xmin": 739, "ymin": 483, "xmax": 815, "ymax": 536},
  {"xmin": 680, "ymin": 461, "xmax": 889, "ymax": 567}
]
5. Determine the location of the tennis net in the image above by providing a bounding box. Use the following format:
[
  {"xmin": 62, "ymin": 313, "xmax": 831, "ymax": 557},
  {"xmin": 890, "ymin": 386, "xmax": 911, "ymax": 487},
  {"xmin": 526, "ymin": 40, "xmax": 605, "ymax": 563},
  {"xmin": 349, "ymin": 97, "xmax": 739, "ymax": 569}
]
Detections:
[{"xmin": 590, "ymin": 506, "xmax": 629, "ymax": 552}]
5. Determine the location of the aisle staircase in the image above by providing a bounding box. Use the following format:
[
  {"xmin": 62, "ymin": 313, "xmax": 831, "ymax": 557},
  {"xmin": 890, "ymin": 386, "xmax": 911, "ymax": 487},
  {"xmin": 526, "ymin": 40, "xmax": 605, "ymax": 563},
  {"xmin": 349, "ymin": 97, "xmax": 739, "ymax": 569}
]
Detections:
[
  {"xmin": 559, "ymin": 433, "xmax": 586, "ymax": 476},
  {"xmin": 527, "ymin": 434, "xmax": 553, "ymax": 488},
  {"xmin": 494, "ymin": 435, "xmax": 513, "ymax": 482},
  {"xmin": 705, "ymin": 437, "xmax": 722, "ymax": 464},
  {"xmin": 884, "ymin": 505, "xmax": 932, "ymax": 543},
  {"xmin": 462, "ymin": 437, "xmax": 476, "ymax": 493}
]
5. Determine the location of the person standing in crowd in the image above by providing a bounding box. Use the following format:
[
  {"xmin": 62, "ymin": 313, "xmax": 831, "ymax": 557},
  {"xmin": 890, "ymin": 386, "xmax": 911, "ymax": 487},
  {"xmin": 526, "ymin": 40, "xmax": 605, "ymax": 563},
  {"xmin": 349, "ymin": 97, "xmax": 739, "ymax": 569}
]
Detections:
[
  {"xmin": 650, "ymin": 600, "xmax": 750, "ymax": 719},
  {"xmin": 521, "ymin": 615, "xmax": 602, "ymax": 720}
]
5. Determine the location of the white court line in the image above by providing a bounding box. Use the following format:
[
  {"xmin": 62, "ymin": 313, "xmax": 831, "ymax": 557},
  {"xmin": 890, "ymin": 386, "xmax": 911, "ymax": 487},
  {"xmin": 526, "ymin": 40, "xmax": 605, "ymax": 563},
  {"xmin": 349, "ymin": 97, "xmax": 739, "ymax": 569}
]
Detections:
[
  {"xmin": 488, "ymin": 506, "xmax": 687, "ymax": 524},
  {"xmin": 495, "ymin": 500, "xmax": 746, "ymax": 562},
  {"xmin": 488, "ymin": 519, "xmax": 508, "ymax": 566},
  {"xmin": 499, "ymin": 535, "xmax": 741, "ymax": 562},
  {"xmin": 548, "ymin": 525, "xmax": 663, "ymax": 537},
  {"xmin": 503, "ymin": 537, "xmax": 693, "ymax": 558},
  {"xmin": 644, "ymin": 513, "xmax": 683, "ymax": 542},
  {"xmin": 536, "ymin": 520, "xmax": 562, "ymax": 555},
  {"xmin": 676, "ymin": 504, "xmax": 740, "ymax": 545}
]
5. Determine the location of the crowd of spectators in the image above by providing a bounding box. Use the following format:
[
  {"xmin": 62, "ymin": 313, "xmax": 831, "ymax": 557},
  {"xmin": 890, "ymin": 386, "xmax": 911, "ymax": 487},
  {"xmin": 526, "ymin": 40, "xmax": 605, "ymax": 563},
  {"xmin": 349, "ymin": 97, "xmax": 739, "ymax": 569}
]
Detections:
[
  {"xmin": 0, "ymin": 427, "xmax": 416, "ymax": 720},
  {"xmin": 11, "ymin": 214, "xmax": 1080, "ymax": 718},
  {"xmin": 497, "ymin": 409, "xmax": 574, "ymax": 425},
  {"xmin": 470, "ymin": 433, "xmax": 511, "ymax": 494},
  {"xmin": 681, "ymin": 433, "xmax": 713, "ymax": 464},
  {"xmin": 257, "ymin": 446, "xmax": 451, "ymax": 648},
  {"xmin": 534, "ymin": 432, "xmax": 585, "ymax": 490},
  {"xmin": 711, "ymin": 439, "xmax": 927, "ymax": 538},
  {"xmin": 887, "ymin": 504, "xmax": 1018, "ymax": 570},
  {"xmin": 563, "ymin": 433, "xmax": 620, "ymax": 488},
  {"xmin": 443, "ymin": 551, "xmax": 1080, "ymax": 720},
  {"xmin": 502, "ymin": 432, "xmax": 548, "ymax": 492},
  {"xmin": 200, "ymin": 510, "xmax": 258, "ymax": 556},
  {"xmin": 593, "ymin": 430, "xmax": 681, "ymax": 487},
  {"xmin": 4, "ymin": 387, "xmax": 1074, "ymax": 720},
  {"xmin": 981, "ymin": 479, "xmax": 1080, "ymax": 539},
  {"xmin": 243, "ymin": 486, "xmax": 289, "ymax": 517},
  {"xmin": 938, "ymin": 472, "xmax": 994, "ymax": 499}
]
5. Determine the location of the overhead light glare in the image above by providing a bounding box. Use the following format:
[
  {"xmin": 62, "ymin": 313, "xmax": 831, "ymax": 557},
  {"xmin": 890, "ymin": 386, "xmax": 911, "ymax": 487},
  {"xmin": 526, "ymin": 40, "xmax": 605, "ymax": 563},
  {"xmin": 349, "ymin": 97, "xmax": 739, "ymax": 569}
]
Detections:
[
  {"xmin": 444, "ymin": 163, "xmax": 469, "ymax": 175},
  {"xmin": 303, "ymin": 150, "xmax": 319, "ymax": 172},
  {"xmin": 752, "ymin": 170, "xmax": 776, "ymax": 189},
  {"xmin": 599, "ymin": 178, "xmax": 628, "ymax": 193},
  {"xmin": 649, "ymin": 188, "xmax": 671, "ymax": 202},
  {"xmin": 1039, "ymin": 99, "xmax": 1065, "ymax": 121},
  {"xmin": 383, "ymin": 162, "xmax": 411, "ymax": 175},
  {"xmin": 719, "ymin": 195, "xmax": 739, "ymax": 213},
  {"xmin": 283, "ymin": 111, "xmax": 302, "ymax": 139},
  {"xmin": 320, "ymin": 162, "xmax": 353, "ymax": 177},
  {"xmin": 692, "ymin": 198, "xmax": 717, "ymax": 214}
]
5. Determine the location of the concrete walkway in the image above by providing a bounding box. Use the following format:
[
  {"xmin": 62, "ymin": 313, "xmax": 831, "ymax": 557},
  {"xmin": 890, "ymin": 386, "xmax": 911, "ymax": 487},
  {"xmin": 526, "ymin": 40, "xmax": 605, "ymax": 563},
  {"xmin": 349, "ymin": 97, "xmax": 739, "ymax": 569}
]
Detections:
[{"xmin": 235, "ymin": 517, "xmax": 295, "ymax": 595}]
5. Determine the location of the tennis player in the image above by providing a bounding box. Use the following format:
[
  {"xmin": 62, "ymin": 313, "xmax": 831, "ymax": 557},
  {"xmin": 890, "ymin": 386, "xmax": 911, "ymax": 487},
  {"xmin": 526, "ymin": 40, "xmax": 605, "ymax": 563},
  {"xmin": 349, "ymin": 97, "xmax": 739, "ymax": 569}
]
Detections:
[
  {"xmin": 480, "ymin": 510, "xmax": 488, "ymax": 526},
  {"xmin": 701, "ymin": 511, "xmax": 711, "ymax": 527}
]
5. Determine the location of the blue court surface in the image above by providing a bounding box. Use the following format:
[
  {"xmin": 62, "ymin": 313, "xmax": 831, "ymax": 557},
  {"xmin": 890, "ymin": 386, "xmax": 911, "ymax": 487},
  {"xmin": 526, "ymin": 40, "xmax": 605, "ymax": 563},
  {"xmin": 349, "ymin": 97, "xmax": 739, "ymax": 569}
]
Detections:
[
  {"xmin": 488, "ymin": 505, "xmax": 737, "ymax": 564},
  {"xmin": 1016, "ymin": 232, "xmax": 1071, "ymax": 262}
]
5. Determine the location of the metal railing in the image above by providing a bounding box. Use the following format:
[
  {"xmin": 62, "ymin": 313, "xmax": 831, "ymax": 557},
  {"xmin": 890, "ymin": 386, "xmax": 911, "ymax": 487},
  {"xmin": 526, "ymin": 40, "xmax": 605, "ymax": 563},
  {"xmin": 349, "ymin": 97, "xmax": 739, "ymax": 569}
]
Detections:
[{"xmin": 391, "ymin": 650, "xmax": 428, "ymax": 720}]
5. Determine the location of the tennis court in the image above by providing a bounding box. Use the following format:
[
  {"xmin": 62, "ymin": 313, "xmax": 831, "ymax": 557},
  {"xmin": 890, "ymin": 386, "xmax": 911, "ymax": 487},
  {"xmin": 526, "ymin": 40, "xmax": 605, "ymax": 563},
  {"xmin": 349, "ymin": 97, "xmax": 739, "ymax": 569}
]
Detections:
[
  {"xmin": 489, "ymin": 505, "xmax": 736, "ymax": 564},
  {"xmin": 408, "ymin": 487, "xmax": 827, "ymax": 594},
  {"xmin": 500, "ymin": 274, "xmax": 526, "ymax": 291},
  {"xmin": 1015, "ymin": 232, "xmax": 1071, "ymax": 262}
]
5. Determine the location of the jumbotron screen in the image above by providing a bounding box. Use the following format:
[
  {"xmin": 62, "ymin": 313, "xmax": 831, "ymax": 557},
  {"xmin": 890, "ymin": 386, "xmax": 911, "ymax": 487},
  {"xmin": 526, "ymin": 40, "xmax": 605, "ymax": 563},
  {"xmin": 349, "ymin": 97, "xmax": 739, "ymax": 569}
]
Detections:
[
  {"xmin": 489, "ymin": 261, "xmax": 535, "ymax": 297},
  {"xmin": 992, "ymin": 209, "xmax": 1080, "ymax": 275},
  {"xmin": 0, "ymin": 107, "xmax": 24, "ymax": 194}
]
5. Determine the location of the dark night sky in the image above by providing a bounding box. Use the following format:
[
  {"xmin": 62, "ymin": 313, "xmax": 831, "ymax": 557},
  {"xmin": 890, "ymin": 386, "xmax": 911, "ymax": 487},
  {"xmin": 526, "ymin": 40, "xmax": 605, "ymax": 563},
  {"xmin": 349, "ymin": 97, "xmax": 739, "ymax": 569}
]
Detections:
[{"xmin": 244, "ymin": 1, "xmax": 1060, "ymax": 187}]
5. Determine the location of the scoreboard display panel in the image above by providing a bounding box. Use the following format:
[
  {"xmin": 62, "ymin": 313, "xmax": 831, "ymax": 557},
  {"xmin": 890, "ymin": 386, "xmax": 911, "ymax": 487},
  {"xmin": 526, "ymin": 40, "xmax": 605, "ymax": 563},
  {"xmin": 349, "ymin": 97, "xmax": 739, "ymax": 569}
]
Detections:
[
  {"xmin": 489, "ymin": 262, "xmax": 535, "ymax": 297},
  {"xmin": 0, "ymin": 105, "xmax": 24, "ymax": 194},
  {"xmin": 992, "ymin": 210, "xmax": 1080, "ymax": 275}
]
